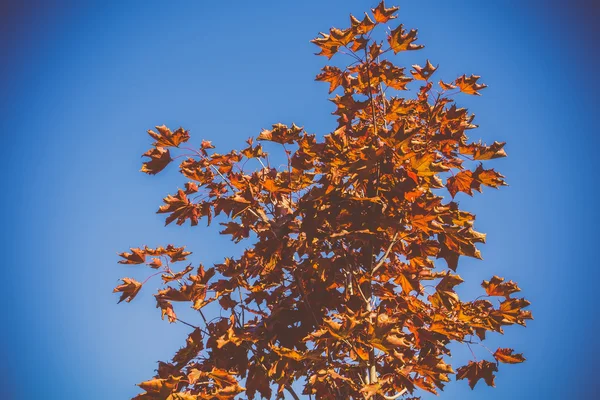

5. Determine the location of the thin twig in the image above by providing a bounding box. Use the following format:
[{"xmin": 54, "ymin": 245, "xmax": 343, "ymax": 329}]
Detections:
[
  {"xmin": 174, "ymin": 317, "xmax": 210, "ymax": 336},
  {"xmin": 141, "ymin": 270, "xmax": 164, "ymax": 285},
  {"xmin": 371, "ymin": 232, "xmax": 399, "ymax": 275},
  {"xmin": 198, "ymin": 309, "xmax": 208, "ymax": 326},
  {"xmin": 285, "ymin": 385, "xmax": 301, "ymax": 400},
  {"xmin": 238, "ymin": 286, "xmax": 245, "ymax": 326}
]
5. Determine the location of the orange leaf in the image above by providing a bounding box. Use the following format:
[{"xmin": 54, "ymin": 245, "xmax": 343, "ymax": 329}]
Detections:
[
  {"xmin": 388, "ymin": 24, "xmax": 424, "ymax": 53},
  {"xmin": 494, "ymin": 348, "xmax": 526, "ymax": 364},
  {"xmin": 456, "ymin": 360, "xmax": 498, "ymax": 389},
  {"xmin": 138, "ymin": 376, "xmax": 182, "ymax": 395},
  {"xmin": 482, "ymin": 276, "xmax": 521, "ymax": 298},
  {"xmin": 141, "ymin": 147, "xmax": 172, "ymax": 175},
  {"xmin": 350, "ymin": 13, "xmax": 376, "ymax": 34},
  {"xmin": 173, "ymin": 329, "xmax": 204, "ymax": 367},
  {"xmin": 113, "ymin": 278, "xmax": 142, "ymax": 303},
  {"xmin": 411, "ymin": 60, "xmax": 438, "ymax": 81},
  {"xmin": 156, "ymin": 299, "xmax": 177, "ymax": 323},
  {"xmin": 316, "ymin": 66, "xmax": 348, "ymax": 93},
  {"xmin": 118, "ymin": 247, "xmax": 146, "ymax": 264},
  {"xmin": 381, "ymin": 60, "xmax": 412, "ymax": 90},
  {"xmin": 351, "ymin": 36, "xmax": 369, "ymax": 52},
  {"xmin": 148, "ymin": 257, "xmax": 162, "ymax": 269},
  {"xmin": 459, "ymin": 141, "xmax": 507, "ymax": 160},
  {"xmin": 473, "ymin": 164, "xmax": 506, "ymax": 188},
  {"xmin": 257, "ymin": 123, "xmax": 303, "ymax": 144},
  {"xmin": 447, "ymin": 170, "xmax": 474, "ymax": 198},
  {"xmin": 455, "ymin": 74, "xmax": 487, "ymax": 95},
  {"xmin": 439, "ymin": 80, "xmax": 457, "ymax": 90},
  {"xmin": 371, "ymin": 1, "xmax": 398, "ymax": 23},
  {"xmin": 157, "ymin": 189, "xmax": 200, "ymax": 226},
  {"xmin": 147, "ymin": 125, "xmax": 190, "ymax": 148}
]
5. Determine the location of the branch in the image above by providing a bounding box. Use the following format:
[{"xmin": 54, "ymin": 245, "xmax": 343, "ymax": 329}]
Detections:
[
  {"xmin": 363, "ymin": 43, "xmax": 380, "ymax": 388},
  {"xmin": 353, "ymin": 273, "xmax": 371, "ymax": 308},
  {"xmin": 174, "ymin": 317, "xmax": 210, "ymax": 336},
  {"xmin": 285, "ymin": 385, "xmax": 301, "ymax": 400},
  {"xmin": 371, "ymin": 232, "xmax": 399, "ymax": 275}
]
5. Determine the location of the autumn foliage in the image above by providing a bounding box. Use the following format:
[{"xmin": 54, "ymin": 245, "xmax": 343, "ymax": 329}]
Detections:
[{"xmin": 115, "ymin": 2, "xmax": 531, "ymax": 398}]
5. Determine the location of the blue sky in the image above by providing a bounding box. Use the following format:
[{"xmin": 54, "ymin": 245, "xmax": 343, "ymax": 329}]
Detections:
[{"xmin": 1, "ymin": 1, "xmax": 598, "ymax": 399}]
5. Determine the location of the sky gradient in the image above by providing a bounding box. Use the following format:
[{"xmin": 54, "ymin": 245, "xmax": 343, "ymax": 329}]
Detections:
[{"xmin": 1, "ymin": 1, "xmax": 599, "ymax": 399}]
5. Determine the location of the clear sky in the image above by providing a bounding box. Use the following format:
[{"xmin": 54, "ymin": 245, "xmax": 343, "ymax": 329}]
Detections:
[{"xmin": 1, "ymin": 1, "xmax": 598, "ymax": 399}]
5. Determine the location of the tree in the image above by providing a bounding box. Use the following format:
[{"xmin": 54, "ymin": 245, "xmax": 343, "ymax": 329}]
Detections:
[{"xmin": 114, "ymin": 2, "xmax": 531, "ymax": 399}]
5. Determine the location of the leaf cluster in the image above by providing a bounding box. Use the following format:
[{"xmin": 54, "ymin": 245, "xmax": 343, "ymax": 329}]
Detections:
[{"xmin": 115, "ymin": 2, "xmax": 530, "ymax": 399}]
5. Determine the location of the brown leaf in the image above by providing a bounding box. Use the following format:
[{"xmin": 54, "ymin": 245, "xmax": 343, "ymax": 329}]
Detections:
[
  {"xmin": 381, "ymin": 60, "xmax": 412, "ymax": 90},
  {"xmin": 173, "ymin": 329, "xmax": 204, "ymax": 367},
  {"xmin": 138, "ymin": 376, "xmax": 182, "ymax": 395},
  {"xmin": 494, "ymin": 348, "xmax": 526, "ymax": 364},
  {"xmin": 429, "ymin": 272, "xmax": 464, "ymax": 310},
  {"xmin": 162, "ymin": 264, "xmax": 194, "ymax": 283},
  {"xmin": 113, "ymin": 278, "xmax": 142, "ymax": 303},
  {"xmin": 371, "ymin": 1, "xmax": 398, "ymax": 23},
  {"xmin": 482, "ymin": 276, "xmax": 521, "ymax": 298},
  {"xmin": 316, "ymin": 66, "xmax": 348, "ymax": 93},
  {"xmin": 118, "ymin": 248, "xmax": 146, "ymax": 264},
  {"xmin": 157, "ymin": 189, "xmax": 200, "ymax": 226},
  {"xmin": 311, "ymin": 28, "xmax": 354, "ymax": 59},
  {"xmin": 329, "ymin": 27, "xmax": 354, "ymax": 46},
  {"xmin": 351, "ymin": 36, "xmax": 369, "ymax": 52},
  {"xmin": 459, "ymin": 141, "xmax": 507, "ymax": 160},
  {"xmin": 201, "ymin": 140, "xmax": 215, "ymax": 150},
  {"xmin": 350, "ymin": 13, "xmax": 376, "ymax": 34},
  {"xmin": 179, "ymin": 158, "xmax": 214, "ymax": 184},
  {"xmin": 257, "ymin": 123, "xmax": 303, "ymax": 144},
  {"xmin": 439, "ymin": 80, "xmax": 457, "ymax": 90},
  {"xmin": 240, "ymin": 140, "xmax": 265, "ymax": 159},
  {"xmin": 169, "ymin": 248, "xmax": 192, "ymax": 263},
  {"xmin": 220, "ymin": 222, "xmax": 250, "ymax": 243},
  {"xmin": 411, "ymin": 60, "xmax": 438, "ymax": 81},
  {"xmin": 388, "ymin": 24, "xmax": 424, "ymax": 53},
  {"xmin": 246, "ymin": 363, "xmax": 271, "ymax": 399},
  {"xmin": 447, "ymin": 170, "xmax": 474, "ymax": 198},
  {"xmin": 456, "ymin": 360, "xmax": 498, "ymax": 389},
  {"xmin": 493, "ymin": 298, "xmax": 533, "ymax": 326},
  {"xmin": 473, "ymin": 164, "xmax": 506, "ymax": 188},
  {"xmin": 184, "ymin": 182, "xmax": 199, "ymax": 194},
  {"xmin": 147, "ymin": 125, "xmax": 190, "ymax": 148},
  {"xmin": 148, "ymin": 257, "xmax": 162, "ymax": 269},
  {"xmin": 157, "ymin": 299, "xmax": 177, "ymax": 323},
  {"xmin": 271, "ymin": 346, "xmax": 307, "ymax": 361},
  {"xmin": 455, "ymin": 74, "xmax": 487, "ymax": 95},
  {"xmin": 141, "ymin": 147, "xmax": 172, "ymax": 175}
]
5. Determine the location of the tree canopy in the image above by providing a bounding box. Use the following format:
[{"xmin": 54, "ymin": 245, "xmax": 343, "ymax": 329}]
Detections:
[{"xmin": 115, "ymin": 2, "xmax": 531, "ymax": 398}]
